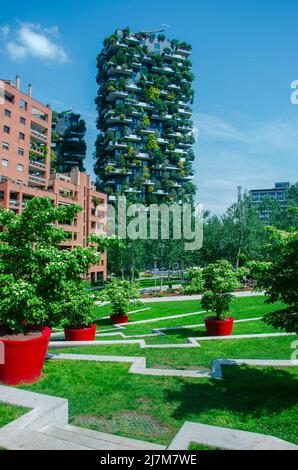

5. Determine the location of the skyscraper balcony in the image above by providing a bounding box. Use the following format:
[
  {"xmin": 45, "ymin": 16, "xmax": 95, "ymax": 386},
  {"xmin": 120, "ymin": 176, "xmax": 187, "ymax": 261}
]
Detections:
[
  {"xmin": 124, "ymin": 133, "xmax": 142, "ymax": 142},
  {"xmin": 107, "ymin": 65, "xmax": 133, "ymax": 76},
  {"xmin": 105, "ymin": 141, "xmax": 128, "ymax": 150},
  {"xmin": 106, "ymin": 91, "xmax": 128, "ymax": 101}
]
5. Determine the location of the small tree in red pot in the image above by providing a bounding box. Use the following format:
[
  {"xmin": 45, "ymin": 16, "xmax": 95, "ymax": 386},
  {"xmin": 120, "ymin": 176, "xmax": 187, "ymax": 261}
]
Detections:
[
  {"xmin": 185, "ymin": 260, "xmax": 245, "ymax": 336},
  {"xmin": 99, "ymin": 279, "xmax": 142, "ymax": 324},
  {"xmin": 0, "ymin": 197, "xmax": 121, "ymax": 384},
  {"xmin": 0, "ymin": 198, "xmax": 88, "ymax": 384},
  {"xmin": 202, "ymin": 260, "xmax": 244, "ymax": 336}
]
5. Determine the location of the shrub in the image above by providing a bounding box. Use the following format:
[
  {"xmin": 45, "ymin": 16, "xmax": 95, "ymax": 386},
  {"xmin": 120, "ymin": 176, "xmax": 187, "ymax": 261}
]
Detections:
[
  {"xmin": 185, "ymin": 260, "xmax": 244, "ymax": 320},
  {"xmin": 249, "ymin": 213, "xmax": 298, "ymax": 333},
  {"xmin": 99, "ymin": 279, "xmax": 142, "ymax": 316},
  {"xmin": 0, "ymin": 198, "xmax": 122, "ymax": 332}
]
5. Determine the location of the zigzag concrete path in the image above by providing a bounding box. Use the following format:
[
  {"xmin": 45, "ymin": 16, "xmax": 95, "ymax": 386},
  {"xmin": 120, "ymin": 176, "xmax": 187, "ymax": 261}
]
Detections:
[
  {"xmin": 95, "ymin": 290, "xmax": 265, "ymax": 307},
  {"xmin": 0, "ymin": 356, "xmax": 298, "ymax": 450}
]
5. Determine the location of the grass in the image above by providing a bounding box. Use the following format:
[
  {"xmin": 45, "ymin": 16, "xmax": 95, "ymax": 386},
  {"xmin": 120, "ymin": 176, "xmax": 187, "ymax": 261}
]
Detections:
[
  {"xmin": 91, "ymin": 296, "xmax": 286, "ymax": 341},
  {"xmin": 52, "ymin": 334, "xmax": 296, "ymax": 369},
  {"xmin": 95, "ymin": 295, "xmax": 284, "ymax": 319},
  {"xmin": 15, "ymin": 295, "xmax": 298, "ymax": 448},
  {"xmin": 188, "ymin": 442, "xmax": 224, "ymax": 450},
  {"xmin": 19, "ymin": 361, "xmax": 298, "ymax": 446},
  {"xmin": 0, "ymin": 403, "xmax": 28, "ymax": 428},
  {"xmin": 137, "ymin": 278, "xmax": 185, "ymax": 288}
]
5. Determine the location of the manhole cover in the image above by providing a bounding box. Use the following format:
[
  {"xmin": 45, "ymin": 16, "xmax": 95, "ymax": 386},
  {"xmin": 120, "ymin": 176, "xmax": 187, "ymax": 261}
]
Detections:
[{"xmin": 73, "ymin": 412, "xmax": 172, "ymax": 439}]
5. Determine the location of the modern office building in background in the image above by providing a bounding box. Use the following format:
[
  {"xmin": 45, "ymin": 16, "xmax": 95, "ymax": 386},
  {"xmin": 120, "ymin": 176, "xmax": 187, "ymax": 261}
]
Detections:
[
  {"xmin": 0, "ymin": 76, "xmax": 107, "ymax": 282},
  {"xmin": 95, "ymin": 28, "xmax": 196, "ymax": 204},
  {"xmin": 250, "ymin": 181, "xmax": 290, "ymax": 223}
]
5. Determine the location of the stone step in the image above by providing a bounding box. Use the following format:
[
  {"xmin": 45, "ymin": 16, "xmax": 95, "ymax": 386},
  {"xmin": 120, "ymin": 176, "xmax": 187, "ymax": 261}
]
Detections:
[
  {"xmin": 41, "ymin": 424, "xmax": 166, "ymax": 450},
  {"xmin": 1, "ymin": 427, "xmax": 88, "ymax": 450}
]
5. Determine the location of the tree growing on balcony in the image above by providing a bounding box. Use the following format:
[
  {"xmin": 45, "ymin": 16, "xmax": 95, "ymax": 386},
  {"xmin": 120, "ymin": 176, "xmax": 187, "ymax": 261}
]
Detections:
[{"xmin": 51, "ymin": 112, "xmax": 87, "ymax": 173}]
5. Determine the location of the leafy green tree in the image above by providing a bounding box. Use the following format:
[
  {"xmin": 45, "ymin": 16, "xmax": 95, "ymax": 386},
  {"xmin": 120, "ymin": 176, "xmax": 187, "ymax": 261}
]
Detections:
[
  {"xmin": 249, "ymin": 209, "xmax": 298, "ymax": 333},
  {"xmin": 98, "ymin": 279, "xmax": 141, "ymax": 316},
  {"xmin": 185, "ymin": 260, "xmax": 245, "ymax": 320},
  {"xmin": 183, "ymin": 267, "xmax": 204, "ymax": 294},
  {"xmin": 0, "ymin": 197, "xmax": 119, "ymax": 332},
  {"xmin": 197, "ymin": 212, "xmax": 224, "ymax": 265},
  {"xmin": 221, "ymin": 190, "xmax": 266, "ymax": 266}
]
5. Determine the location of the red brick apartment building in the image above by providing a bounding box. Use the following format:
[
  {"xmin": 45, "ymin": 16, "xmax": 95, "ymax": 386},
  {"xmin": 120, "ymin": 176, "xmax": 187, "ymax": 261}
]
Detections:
[{"xmin": 0, "ymin": 76, "xmax": 107, "ymax": 282}]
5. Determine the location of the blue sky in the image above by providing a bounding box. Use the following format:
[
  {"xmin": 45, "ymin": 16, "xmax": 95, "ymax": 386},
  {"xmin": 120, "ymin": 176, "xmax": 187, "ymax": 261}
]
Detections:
[{"xmin": 0, "ymin": 0, "xmax": 297, "ymax": 213}]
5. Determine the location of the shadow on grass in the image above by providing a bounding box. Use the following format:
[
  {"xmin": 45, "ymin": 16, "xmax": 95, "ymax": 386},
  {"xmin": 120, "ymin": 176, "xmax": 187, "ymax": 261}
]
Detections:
[
  {"xmin": 163, "ymin": 328, "xmax": 206, "ymax": 339},
  {"xmin": 94, "ymin": 318, "xmax": 113, "ymax": 327},
  {"xmin": 166, "ymin": 365, "xmax": 298, "ymax": 420}
]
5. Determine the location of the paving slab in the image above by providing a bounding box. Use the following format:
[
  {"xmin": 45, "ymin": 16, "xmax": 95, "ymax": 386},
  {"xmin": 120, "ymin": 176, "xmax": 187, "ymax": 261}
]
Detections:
[{"xmin": 168, "ymin": 421, "xmax": 298, "ymax": 450}]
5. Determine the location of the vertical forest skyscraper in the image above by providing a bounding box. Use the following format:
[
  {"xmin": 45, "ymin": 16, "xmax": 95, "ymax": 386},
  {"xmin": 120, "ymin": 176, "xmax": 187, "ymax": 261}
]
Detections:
[
  {"xmin": 94, "ymin": 28, "xmax": 196, "ymax": 204},
  {"xmin": 51, "ymin": 111, "xmax": 87, "ymax": 173}
]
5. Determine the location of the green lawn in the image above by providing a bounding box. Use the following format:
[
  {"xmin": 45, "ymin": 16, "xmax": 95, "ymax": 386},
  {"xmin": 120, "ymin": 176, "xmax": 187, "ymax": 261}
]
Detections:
[
  {"xmin": 91, "ymin": 296, "xmax": 286, "ymax": 340},
  {"xmin": 51, "ymin": 334, "xmax": 296, "ymax": 369},
  {"xmin": 188, "ymin": 442, "xmax": 224, "ymax": 450},
  {"xmin": 94, "ymin": 296, "xmax": 285, "ymax": 331},
  {"xmin": 16, "ymin": 295, "xmax": 298, "ymax": 448},
  {"xmin": 19, "ymin": 361, "xmax": 298, "ymax": 446},
  {"xmin": 137, "ymin": 278, "xmax": 185, "ymax": 288},
  {"xmin": 0, "ymin": 403, "xmax": 28, "ymax": 428}
]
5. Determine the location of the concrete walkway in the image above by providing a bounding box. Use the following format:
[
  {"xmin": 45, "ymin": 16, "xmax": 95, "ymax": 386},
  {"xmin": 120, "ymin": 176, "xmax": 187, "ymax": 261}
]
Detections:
[
  {"xmin": 1, "ymin": 355, "xmax": 298, "ymax": 450},
  {"xmin": 0, "ymin": 385, "xmax": 165, "ymax": 450},
  {"xmin": 95, "ymin": 290, "xmax": 265, "ymax": 307},
  {"xmin": 141, "ymin": 291, "xmax": 265, "ymax": 303},
  {"xmin": 168, "ymin": 421, "xmax": 298, "ymax": 450}
]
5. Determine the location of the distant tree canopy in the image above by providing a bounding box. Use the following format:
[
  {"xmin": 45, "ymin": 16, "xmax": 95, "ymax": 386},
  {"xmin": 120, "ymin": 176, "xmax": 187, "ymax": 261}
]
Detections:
[
  {"xmin": 249, "ymin": 208, "xmax": 298, "ymax": 333},
  {"xmin": 106, "ymin": 183, "xmax": 297, "ymax": 278}
]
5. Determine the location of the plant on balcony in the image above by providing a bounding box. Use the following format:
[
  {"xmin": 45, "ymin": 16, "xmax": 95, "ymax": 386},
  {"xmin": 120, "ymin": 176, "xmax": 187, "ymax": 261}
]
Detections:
[
  {"xmin": 132, "ymin": 175, "xmax": 144, "ymax": 190},
  {"xmin": 107, "ymin": 82, "xmax": 117, "ymax": 92},
  {"xmin": 170, "ymin": 39, "xmax": 180, "ymax": 49},
  {"xmin": 167, "ymin": 93, "xmax": 175, "ymax": 101},
  {"xmin": 146, "ymin": 134, "xmax": 160, "ymax": 154},
  {"xmin": 103, "ymin": 34, "xmax": 118, "ymax": 47},
  {"xmin": 144, "ymin": 86, "xmax": 161, "ymax": 102},
  {"xmin": 127, "ymin": 145, "xmax": 136, "ymax": 158},
  {"xmin": 105, "ymin": 165, "xmax": 115, "ymax": 173},
  {"xmin": 142, "ymin": 113, "xmax": 150, "ymax": 128},
  {"xmin": 118, "ymin": 77, "xmax": 127, "ymax": 91},
  {"xmin": 143, "ymin": 167, "xmax": 150, "ymax": 178},
  {"xmin": 154, "ymin": 99, "xmax": 168, "ymax": 116}
]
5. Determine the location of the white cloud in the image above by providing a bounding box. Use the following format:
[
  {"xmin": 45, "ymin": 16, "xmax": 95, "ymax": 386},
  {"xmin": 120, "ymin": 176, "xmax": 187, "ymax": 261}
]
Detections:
[
  {"xmin": 0, "ymin": 25, "xmax": 10, "ymax": 37},
  {"xmin": 195, "ymin": 112, "xmax": 247, "ymax": 143},
  {"xmin": 6, "ymin": 42, "xmax": 27, "ymax": 60},
  {"xmin": 2, "ymin": 22, "xmax": 68, "ymax": 63},
  {"xmin": 193, "ymin": 112, "xmax": 298, "ymax": 214}
]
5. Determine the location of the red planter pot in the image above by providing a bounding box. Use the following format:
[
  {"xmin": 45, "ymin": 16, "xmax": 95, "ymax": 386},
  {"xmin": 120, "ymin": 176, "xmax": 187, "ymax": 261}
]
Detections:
[
  {"xmin": 110, "ymin": 314, "xmax": 129, "ymax": 325},
  {"xmin": 64, "ymin": 323, "xmax": 96, "ymax": 341},
  {"xmin": 204, "ymin": 316, "xmax": 234, "ymax": 336},
  {"xmin": 0, "ymin": 326, "xmax": 51, "ymax": 385}
]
